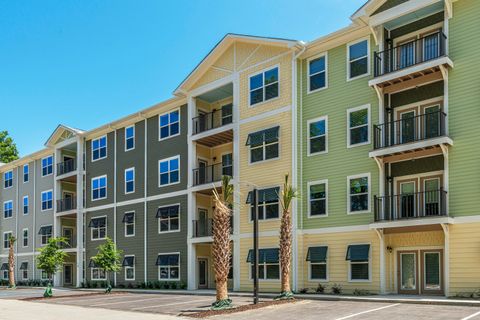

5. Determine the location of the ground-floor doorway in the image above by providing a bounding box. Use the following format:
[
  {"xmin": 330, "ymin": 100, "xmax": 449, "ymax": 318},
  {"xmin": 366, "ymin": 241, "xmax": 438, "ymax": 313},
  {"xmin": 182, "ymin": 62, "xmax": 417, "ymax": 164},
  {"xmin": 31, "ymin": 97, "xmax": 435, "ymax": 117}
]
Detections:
[{"xmin": 397, "ymin": 249, "xmax": 443, "ymax": 295}]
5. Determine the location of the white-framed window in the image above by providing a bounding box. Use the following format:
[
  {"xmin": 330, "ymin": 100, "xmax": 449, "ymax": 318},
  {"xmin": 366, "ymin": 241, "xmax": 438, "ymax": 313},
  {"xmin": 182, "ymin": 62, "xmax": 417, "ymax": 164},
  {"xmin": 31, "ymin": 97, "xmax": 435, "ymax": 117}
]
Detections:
[
  {"xmin": 22, "ymin": 228, "xmax": 28, "ymax": 247},
  {"xmin": 308, "ymin": 180, "xmax": 328, "ymax": 217},
  {"xmin": 156, "ymin": 253, "xmax": 180, "ymax": 281},
  {"xmin": 248, "ymin": 187, "xmax": 280, "ymax": 221},
  {"xmin": 246, "ymin": 126, "xmax": 280, "ymax": 164},
  {"xmin": 347, "ymin": 105, "xmax": 370, "ymax": 147},
  {"xmin": 156, "ymin": 205, "xmax": 180, "ymax": 233},
  {"xmin": 346, "ymin": 244, "xmax": 371, "ymax": 282},
  {"xmin": 3, "ymin": 232, "xmax": 12, "ymax": 249},
  {"xmin": 23, "ymin": 164, "xmax": 29, "ymax": 183},
  {"xmin": 4, "ymin": 171, "xmax": 13, "ymax": 189},
  {"xmin": 307, "ymin": 246, "xmax": 328, "ymax": 281},
  {"xmin": 23, "ymin": 196, "xmax": 29, "ymax": 215},
  {"xmin": 2, "ymin": 268, "xmax": 7, "ymax": 280},
  {"xmin": 39, "ymin": 225, "xmax": 52, "ymax": 245},
  {"xmin": 347, "ymin": 173, "xmax": 371, "ymax": 214},
  {"xmin": 247, "ymin": 248, "xmax": 280, "ymax": 280},
  {"xmin": 89, "ymin": 216, "xmax": 107, "ymax": 240},
  {"xmin": 91, "ymin": 268, "xmax": 106, "ymax": 281},
  {"xmin": 41, "ymin": 190, "xmax": 53, "ymax": 211},
  {"xmin": 158, "ymin": 156, "xmax": 180, "ymax": 187},
  {"xmin": 125, "ymin": 125, "xmax": 135, "ymax": 151},
  {"xmin": 249, "ymin": 66, "xmax": 279, "ymax": 106},
  {"xmin": 92, "ymin": 135, "xmax": 107, "ymax": 161},
  {"xmin": 124, "ymin": 167, "xmax": 135, "ymax": 194},
  {"xmin": 159, "ymin": 109, "xmax": 180, "ymax": 140},
  {"xmin": 307, "ymin": 116, "xmax": 328, "ymax": 155},
  {"xmin": 41, "ymin": 270, "xmax": 49, "ymax": 280},
  {"xmin": 308, "ymin": 53, "xmax": 328, "ymax": 93},
  {"xmin": 41, "ymin": 156, "xmax": 53, "ymax": 176},
  {"xmin": 20, "ymin": 262, "xmax": 28, "ymax": 280},
  {"xmin": 3, "ymin": 201, "xmax": 13, "ymax": 219},
  {"xmin": 91, "ymin": 175, "xmax": 107, "ymax": 201},
  {"xmin": 347, "ymin": 37, "xmax": 370, "ymax": 80},
  {"xmin": 122, "ymin": 255, "xmax": 135, "ymax": 281},
  {"xmin": 123, "ymin": 212, "xmax": 135, "ymax": 237}
]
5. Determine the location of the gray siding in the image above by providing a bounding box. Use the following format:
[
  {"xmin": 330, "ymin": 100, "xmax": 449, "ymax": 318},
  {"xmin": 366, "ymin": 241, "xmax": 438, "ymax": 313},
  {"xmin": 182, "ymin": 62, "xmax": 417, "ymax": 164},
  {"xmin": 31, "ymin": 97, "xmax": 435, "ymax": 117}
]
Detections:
[
  {"xmin": 391, "ymin": 81, "xmax": 444, "ymax": 108},
  {"xmin": 34, "ymin": 156, "xmax": 55, "ymax": 250}
]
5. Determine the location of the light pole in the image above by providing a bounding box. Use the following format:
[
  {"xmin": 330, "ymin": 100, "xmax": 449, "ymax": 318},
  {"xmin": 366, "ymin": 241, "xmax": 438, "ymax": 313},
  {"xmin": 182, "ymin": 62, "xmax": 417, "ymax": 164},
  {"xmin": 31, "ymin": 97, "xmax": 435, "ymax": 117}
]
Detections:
[{"xmin": 252, "ymin": 188, "xmax": 259, "ymax": 305}]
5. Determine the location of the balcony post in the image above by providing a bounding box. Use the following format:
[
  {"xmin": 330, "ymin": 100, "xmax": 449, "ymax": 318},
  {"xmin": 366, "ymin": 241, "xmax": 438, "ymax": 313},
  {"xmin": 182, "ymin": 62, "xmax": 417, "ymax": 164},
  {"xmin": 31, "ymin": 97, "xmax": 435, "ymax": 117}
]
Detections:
[{"xmin": 374, "ymin": 157, "xmax": 385, "ymax": 220}]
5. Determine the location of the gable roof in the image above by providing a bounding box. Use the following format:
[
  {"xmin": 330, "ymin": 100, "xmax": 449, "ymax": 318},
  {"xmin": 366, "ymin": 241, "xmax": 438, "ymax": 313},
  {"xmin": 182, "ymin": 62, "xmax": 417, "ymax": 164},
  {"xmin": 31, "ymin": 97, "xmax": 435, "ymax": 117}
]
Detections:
[
  {"xmin": 44, "ymin": 124, "xmax": 85, "ymax": 147},
  {"xmin": 351, "ymin": 0, "xmax": 389, "ymax": 23}
]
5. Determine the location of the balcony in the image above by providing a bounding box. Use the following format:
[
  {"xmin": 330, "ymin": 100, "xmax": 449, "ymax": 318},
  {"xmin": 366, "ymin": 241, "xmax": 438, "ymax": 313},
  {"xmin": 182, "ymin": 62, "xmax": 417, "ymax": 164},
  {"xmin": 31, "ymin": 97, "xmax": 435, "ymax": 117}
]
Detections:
[
  {"xmin": 60, "ymin": 238, "xmax": 77, "ymax": 249},
  {"xmin": 191, "ymin": 108, "xmax": 234, "ymax": 147},
  {"xmin": 374, "ymin": 189, "xmax": 447, "ymax": 223},
  {"xmin": 57, "ymin": 158, "xmax": 76, "ymax": 176},
  {"xmin": 370, "ymin": 111, "xmax": 452, "ymax": 159},
  {"xmin": 57, "ymin": 197, "xmax": 77, "ymax": 213},
  {"xmin": 192, "ymin": 162, "xmax": 233, "ymax": 187},
  {"xmin": 192, "ymin": 217, "xmax": 233, "ymax": 238}
]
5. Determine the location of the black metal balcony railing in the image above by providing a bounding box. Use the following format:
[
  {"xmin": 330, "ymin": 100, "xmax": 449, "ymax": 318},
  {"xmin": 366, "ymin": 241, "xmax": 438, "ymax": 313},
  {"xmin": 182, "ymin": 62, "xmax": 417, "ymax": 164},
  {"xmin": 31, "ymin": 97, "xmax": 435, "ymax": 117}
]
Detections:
[
  {"xmin": 374, "ymin": 189, "xmax": 447, "ymax": 222},
  {"xmin": 192, "ymin": 108, "xmax": 233, "ymax": 135},
  {"xmin": 374, "ymin": 32, "xmax": 447, "ymax": 77},
  {"xmin": 193, "ymin": 162, "xmax": 233, "ymax": 186},
  {"xmin": 192, "ymin": 217, "xmax": 233, "ymax": 238},
  {"xmin": 373, "ymin": 111, "xmax": 446, "ymax": 150},
  {"xmin": 57, "ymin": 197, "xmax": 77, "ymax": 213},
  {"xmin": 57, "ymin": 158, "xmax": 76, "ymax": 176},
  {"xmin": 60, "ymin": 238, "xmax": 77, "ymax": 249}
]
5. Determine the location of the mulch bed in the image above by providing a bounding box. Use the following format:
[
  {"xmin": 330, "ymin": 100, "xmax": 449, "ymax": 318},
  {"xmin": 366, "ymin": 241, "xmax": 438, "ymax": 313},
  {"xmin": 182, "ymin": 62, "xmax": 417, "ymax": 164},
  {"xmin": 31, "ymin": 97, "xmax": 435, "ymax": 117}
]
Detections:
[
  {"xmin": 183, "ymin": 299, "xmax": 297, "ymax": 318},
  {"xmin": 22, "ymin": 291, "xmax": 127, "ymax": 301}
]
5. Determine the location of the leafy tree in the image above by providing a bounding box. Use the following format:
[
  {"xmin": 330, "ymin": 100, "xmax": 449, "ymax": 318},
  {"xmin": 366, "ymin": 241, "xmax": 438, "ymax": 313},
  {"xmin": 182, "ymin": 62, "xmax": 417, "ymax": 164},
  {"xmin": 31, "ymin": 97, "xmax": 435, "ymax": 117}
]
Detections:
[
  {"xmin": 0, "ymin": 131, "xmax": 19, "ymax": 163},
  {"xmin": 8, "ymin": 236, "xmax": 16, "ymax": 288},
  {"xmin": 37, "ymin": 237, "xmax": 68, "ymax": 296},
  {"xmin": 91, "ymin": 237, "xmax": 122, "ymax": 293}
]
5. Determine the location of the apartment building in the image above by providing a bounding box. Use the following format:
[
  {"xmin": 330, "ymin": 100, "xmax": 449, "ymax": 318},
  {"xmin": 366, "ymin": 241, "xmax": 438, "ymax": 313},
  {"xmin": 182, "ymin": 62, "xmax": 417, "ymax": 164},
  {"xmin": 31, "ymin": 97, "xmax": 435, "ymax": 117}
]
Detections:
[{"xmin": 1, "ymin": 0, "xmax": 479, "ymax": 297}]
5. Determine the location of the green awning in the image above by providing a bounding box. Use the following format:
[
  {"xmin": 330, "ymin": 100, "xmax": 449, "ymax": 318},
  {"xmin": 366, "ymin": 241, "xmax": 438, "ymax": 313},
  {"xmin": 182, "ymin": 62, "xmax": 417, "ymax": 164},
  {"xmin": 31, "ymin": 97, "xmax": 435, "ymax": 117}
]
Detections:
[
  {"xmin": 122, "ymin": 256, "xmax": 135, "ymax": 267},
  {"xmin": 156, "ymin": 205, "xmax": 179, "ymax": 218},
  {"xmin": 122, "ymin": 212, "xmax": 134, "ymax": 224},
  {"xmin": 38, "ymin": 225, "xmax": 52, "ymax": 235},
  {"xmin": 246, "ymin": 187, "xmax": 279, "ymax": 204},
  {"xmin": 245, "ymin": 126, "xmax": 279, "ymax": 146},
  {"xmin": 156, "ymin": 254, "xmax": 179, "ymax": 266},
  {"xmin": 346, "ymin": 244, "xmax": 370, "ymax": 262},
  {"xmin": 306, "ymin": 246, "xmax": 328, "ymax": 263},
  {"xmin": 246, "ymin": 248, "xmax": 279, "ymax": 263},
  {"xmin": 0, "ymin": 263, "xmax": 8, "ymax": 271},
  {"xmin": 88, "ymin": 259, "xmax": 98, "ymax": 268},
  {"xmin": 88, "ymin": 217, "xmax": 106, "ymax": 228},
  {"xmin": 20, "ymin": 262, "xmax": 28, "ymax": 270}
]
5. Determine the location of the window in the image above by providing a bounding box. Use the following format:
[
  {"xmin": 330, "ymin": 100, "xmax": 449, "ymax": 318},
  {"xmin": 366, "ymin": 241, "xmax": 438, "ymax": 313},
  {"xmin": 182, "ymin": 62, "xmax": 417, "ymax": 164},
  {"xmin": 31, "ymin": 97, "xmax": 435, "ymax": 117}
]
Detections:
[
  {"xmin": 308, "ymin": 181, "xmax": 327, "ymax": 217},
  {"xmin": 39, "ymin": 226, "xmax": 52, "ymax": 245},
  {"xmin": 91, "ymin": 266, "xmax": 106, "ymax": 280},
  {"xmin": 346, "ymin": 244, "xmax": 370, "ymax": 281},
  {"xmin": 307, "ymin": 246, "xmax": 328, "ymax": 281},
  {"xmin": 156, "ymin": 253, "xmax": 180, "ymax": 280},
  {"xmin": 158, "ymin": 156, "xmax": 180, "ymax": 186},
  {"xmin": 221, "ymin": 104, "xmax": 233, "ymax": 125},
  {"xmin": 247, "ymin": 248, "xmax": 280, "ymax": 280},
  {"xmin": 247, "ymin": 187, "xmax": 280, "ymax": 221},
  {"xmin": 347, "ymin": 38, "xmax": 370, "ymax": 80},
  {"xmin": 92, "ymin": 176, "xmax": 107, "ymax": 201},
  {"xmin": 222, "ymin": 153, "xmax": 233, "ymax": 177},
  {"xmin": 348, "ymin": 174, "xmax": 370, "ymax": 214},
  {"xmin": 159, "ymin": 109, "xmax": 180, "ymax": 140},
  {"xmin": 308, "ymin": 54, "xmax": 327, "ymax": 92},
  {"xmin": 249, "ymin": 67, "xmax": 279, "ymax": 106},
  {"xmin": 41, "ymin": 270, "xmax": 49, "ymax": 280},
  {"xmin": 23, "ymin": 165, "xmax": 29, "ymax": 183},
  {"xmin": 3, "ymin": 201, "xmax": 13, "ymax": 219},
  {"xmin": 92, "ymin": 136, "xmax": 107, "ymax": 161},
  {"xmin": 347, "ymin": 105, "xmax": 370, "ymax": 147},
  {"xmin": 124, "ymin": 168, "xmax": 135, "ymax": 194},
  {"xmin": 41, "ymin": 190, "xmax": 53, "ymax": 211},
  {"xmin": 22, "ymin": 228, "xmax": 28, "ymax": 247},
  {"xmin": 123, "ymin": 212, "xmax": 135, "ymax": 237},
  {"xmin": 20, "ymin": 262, "xmax": 28, "ymax": 280},
  {"xmin": 246, "ymin": 126, "xmax": 279, "ymax": 163},
  {"xmin": 122, "ymin": 256, "xmax": 135, "ymax": 281},
  {"xmin": 42, "ymin": 156, "xmax": 53, "ymax": 176},
  {"xmin": 3, "ymin": 232, "xmax": 12, "ymax": 249},
  {"xmin": 89, "ymin": 217, "xmax": 107, "ymax": 240},
  {"xmin": 308, "ymin": 117, "xmax": 327, "ymax": 155},
  {"xmin": 4, "ymin": 171, "xmax": 13, "ymax": 188},
  {"xmin": 23, "ymin": 196, "xmax": 29, "ymax": 215},
  {"xmin": 1, "ymin": 264, "xmax": 8, "ymax": 280},
  {"xmin": 156, "ymin": 205, "xmax": 180, "ymax": 233},
  {"xmin": 125, "ymin": 125, "xmax": 135, "ymax": 151}
]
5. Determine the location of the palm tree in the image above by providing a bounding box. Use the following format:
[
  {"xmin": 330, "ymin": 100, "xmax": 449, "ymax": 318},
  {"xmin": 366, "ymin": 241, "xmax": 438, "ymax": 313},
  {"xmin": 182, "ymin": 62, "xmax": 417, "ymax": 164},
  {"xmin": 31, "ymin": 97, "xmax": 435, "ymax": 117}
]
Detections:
[
  {"xmin": 211, "ymin": 175, "xmax": 234, "ymax": 310},
  {"xmin": 276, "ymin": 173, "xmax": 298, "ymax": 300},
  {"xmin": 8, "ymin": 235, "xmax": 16, "ymax": 289}
]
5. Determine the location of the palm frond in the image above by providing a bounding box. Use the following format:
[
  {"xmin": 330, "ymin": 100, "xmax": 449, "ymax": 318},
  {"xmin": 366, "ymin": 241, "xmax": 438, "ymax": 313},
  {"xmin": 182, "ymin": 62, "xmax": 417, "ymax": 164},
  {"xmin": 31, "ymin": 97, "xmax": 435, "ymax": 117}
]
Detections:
[{"xmin": 279, "ymin": 173, "xmax": 298, "ymax": 212}]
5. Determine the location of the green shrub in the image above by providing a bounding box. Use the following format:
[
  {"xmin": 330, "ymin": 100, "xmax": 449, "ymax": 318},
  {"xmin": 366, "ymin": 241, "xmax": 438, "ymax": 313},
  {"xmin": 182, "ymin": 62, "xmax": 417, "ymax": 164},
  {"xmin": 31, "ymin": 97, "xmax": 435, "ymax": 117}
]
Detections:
[
  {"xmin": 179, "ymin": 282, "xmax": 187, "ymax": 290},
  {"xmin": 331, "ymin": 283, "xmax": 342, "ymax": 295},
  {"xmin": 316, "ymin": 283, "xmax": 327, "ymax": 294},
  {"xmin": 353, "ymin": 289, "xmax": 370, "ymax": 296},
  {"xmin": 170, "ymin": 282, "xmax": 177, "ymax": 289},
  {"xmin": 91, "ymin": 281, "xmax": 98, "ymax": 288}
]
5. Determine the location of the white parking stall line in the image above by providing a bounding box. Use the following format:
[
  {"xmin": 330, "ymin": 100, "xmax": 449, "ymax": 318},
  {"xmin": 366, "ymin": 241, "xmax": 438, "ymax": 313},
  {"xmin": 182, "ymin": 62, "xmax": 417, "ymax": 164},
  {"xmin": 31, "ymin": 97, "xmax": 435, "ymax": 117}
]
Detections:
[
  {"xmin": 335, "ymin": 303, "xmax": 401, "ymax": 320},
  {"xmin": 91, "ymin": 296, "xmax": 173, "ymax": 307},
  {"xmin": 52, "ymin": 294, "xmax": 128, "ymax": 303},
  {"xmin": 462, "ymin": 310, "xmax": 480, "ymax": 320},
  {"xmin": 131, "ymin": 298, "xmax": 213, "ymax": 311}
]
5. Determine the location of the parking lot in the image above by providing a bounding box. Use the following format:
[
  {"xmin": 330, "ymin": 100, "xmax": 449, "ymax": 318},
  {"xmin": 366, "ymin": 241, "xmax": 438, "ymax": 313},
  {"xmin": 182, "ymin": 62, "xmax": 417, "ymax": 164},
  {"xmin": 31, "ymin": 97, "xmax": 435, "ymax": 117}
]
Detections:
[{"xmin": 1, "ymin": 289, "xmax": 480, "ymax": 319}]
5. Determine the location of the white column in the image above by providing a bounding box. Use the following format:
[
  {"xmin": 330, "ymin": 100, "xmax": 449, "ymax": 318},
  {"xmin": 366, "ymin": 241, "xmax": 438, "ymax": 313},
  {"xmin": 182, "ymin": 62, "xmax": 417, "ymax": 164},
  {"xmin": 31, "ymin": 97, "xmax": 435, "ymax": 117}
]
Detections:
[
  {"xmin": 187, "ymin": 191, "xmax": 197, "ymax": 290},
  {"xmin": 442, "ymin": 224, "xmax": 450, "ymax": 297},
  {"xmin": 53, "ymin": 148, "xmax": 61, "ymax": 287},
  {"xmin": 76, "ymin": 136, "xmax": 84, "ymax": 287},
  {"xmin": 232, "ymin": 74, "xmax": 241, "ymax": 291},
  {"xmin": 376, "ymin": 229, "xmax": 386, "ymax": 294}
]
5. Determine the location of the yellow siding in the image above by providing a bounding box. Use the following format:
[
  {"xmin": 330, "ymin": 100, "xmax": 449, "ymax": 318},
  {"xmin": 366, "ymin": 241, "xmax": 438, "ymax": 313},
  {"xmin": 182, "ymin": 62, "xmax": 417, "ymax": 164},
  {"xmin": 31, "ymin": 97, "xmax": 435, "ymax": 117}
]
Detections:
[
  {"xmin": 240, "ymin": 45, "xmax": 289, "ymax": 70},
  {"xmin": 235, "ymin": 42, "xmax": 261, "ymax": 70},
  {"xmin": 299, "ymin": 231, "xmax": 380, "ymax": 294},
  {"xmin": 211, "ymin": 143, "xmax": 233, "ymax": 161},
  {"xmin": 195, "ymin": 244, "xmax": 216, "ymax": 289},
  {"xmin": 192, "ymin": 68, "xmax": 231, "ymax": 90},
  {"xmin": 213, "ymin": 44, "xmax": 235, "ymax": 71},
  {"xmin": 196, "ymin": 194, "xmax": 213, "ymax": 219}
]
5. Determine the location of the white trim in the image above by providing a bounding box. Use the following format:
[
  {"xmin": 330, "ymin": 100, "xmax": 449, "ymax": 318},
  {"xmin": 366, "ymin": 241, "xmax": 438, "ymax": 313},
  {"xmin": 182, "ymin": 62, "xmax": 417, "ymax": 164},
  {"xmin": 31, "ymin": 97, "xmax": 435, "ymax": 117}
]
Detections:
[
  {"xmin": 3, "ymin": 231, "xmax": 12, "ymax": 249},
  {"xmin": 247, "ymin": 247, "xmax": 280, "ymax": 282},
  {"xmin": 157, "ymin": 203, "xmax": 181, "ymax": 234},
  {"xmin": 91, "ymin": 135, "xmax": 107, "ymax": 162},
  {"xmin": 124, "ymin": 125, "xmax": 135, "ymax": 152},
  {"xmin": 368, "ymin": 136, "xmax": 453, "ymax": 158},
  {"xmin": 90, "ymin": 215, "xmax": 107, "ymax": 241},
  {"xmin": 307, "ymin": 179, "xmax": 328, "ymax": 218},
  {"xmin": 239, "ymin": 105, "xmax": 292, "ymax": 126},
  {"xmin": 347, "ymin": 104, "xmax": 371, "ymax": 148},
  {"xmin": 347, "ymin": 173, "xmax": 371, "ymax": 215},
  {"xmin": 22, "ymin": 164, "xmax": 29, "ymax": 183},
  {"xmin": 91, "ymin": 267, "xmax": 107, "ymax": 281},
  {"xmin": 123, "ymin": 211, "xmax": 135, "ymax": 238},
  {"xmin": 158, "ymin": 155, "xmax": 181, "ymax": 188},
  {"xmin": 157, "ymin": 251, "xmax": 181, "ymax": 281},
  {"xmin": 306, "ymin": 245, "xmax": 329, "ymax": 282},
  {"xmin": 347, "ymin": 242, "xmax": 372, "ymax": 283},
  {"xmin": 307, "ymin": 116, "xmax": 328, "ymax": 156},
  {"xmin": 3, "ymin": 200, "xmax": 13, "ymax": 219},
  {"xmin": 124, "ymin": 167, "xmax": 135, "ymax": 194},
  {"xmin": 39, "ymin": 224, "xmax": 53, "ymax": 246},
  {"xmin": 40, "ymin": 189, "xmax": 53, "ymax": 212},
  {"xmin": 22, "ymin": 228, "xmax": 28, "ymax": 248},
  {"xmin": 3, "ymin": 170, "xmax": 13, "ymax": 189},
  {"xmin": 22, "ymin": 195, "xmax": 29, "ymax": 215},
  {"xmin": 158, "ymin": 108, "xmax": 181, "ymax": 141},
  {"xmin": 41, "ymin": 155, "xmax": 54, "ymax": 177},
  {"xmin": 307, "ymin": 52, "xmax": 328, "ymax": 94},
  {"xmin": 123, "ymin": 254, "xmax": 135, "ymax": 281},
  {"xmin": 247, "ymin": 126, "xmax": 281, "ymax": 165},
  {"xmin": 248, "ymin": 185, "xmax": 281, "ymax": 222},
  {"xmin": 248, "ymin": 64, "xmax": 280, "ymax": 107},
  {"xmin": 91, "ymin": 175, "xmax": 108, "ymax": 201},
  {"xmin": 346, "ymin": 36, "xmax": 371, "ymax": 81},
  {"xmin": 298, "ymin": 224, "xmax": 371, "ymax": 235}
]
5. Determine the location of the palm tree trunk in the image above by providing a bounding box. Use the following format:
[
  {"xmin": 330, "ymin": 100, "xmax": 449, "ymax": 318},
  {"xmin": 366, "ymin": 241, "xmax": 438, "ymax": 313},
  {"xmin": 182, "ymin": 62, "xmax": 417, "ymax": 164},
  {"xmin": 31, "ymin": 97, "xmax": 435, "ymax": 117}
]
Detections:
[
  {"xmin": 8, "ymin": 239, "xmax": 15, "ymax": 288},
  {"xmin": 279, "ymin": 207, "xmax": 292, "ymax": 293},
  {"xmin": 212, "ymin": 199, "xmax": 231, "ymax": 302}
]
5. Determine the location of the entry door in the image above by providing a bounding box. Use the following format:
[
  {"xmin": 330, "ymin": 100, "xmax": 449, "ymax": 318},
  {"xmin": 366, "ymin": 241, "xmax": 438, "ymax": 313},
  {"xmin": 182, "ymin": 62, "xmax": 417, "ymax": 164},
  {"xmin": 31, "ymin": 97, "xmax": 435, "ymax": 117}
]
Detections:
[
  {"xmin": 398, "ymin": 180, "xmax": 417, "ymax": 219},
  {"xmin": 398, "ymin": 251, "xmax": 419, "ymax": 294},
  {"xmin": 64, "ymin": 264, "xmax": 73, "ymax": 286},
  {"xmin": 197, "ymin": 208, "xmax": 208, "ymax": 237},
  {"xmin": 198, "ymin": 258, "xmax": 208, "ymax": 289},
  {"xmin": 399, "ymin": 110, "xmax": 416, "ymax": 144},
  {"xmin": 423, "ymin": 105, "xmax": 441, "ymax": 139},
  {"xmin": 63, "ymin": 191, "xmax": 75, "ymax": 210},
  {"xmin": 63, "ymin": 227, "xmax": 74, "ymax": 248},
  {"xmin": 421, "ymin": 250, "xmax": 443, "ymax": 295},
  {"xmin": 197, "ymin": 159, "xmax": 208, "ymax": 185},
  {"xmin": 423, "ymin": 178, "xmax": 440, "ymax": 216}
]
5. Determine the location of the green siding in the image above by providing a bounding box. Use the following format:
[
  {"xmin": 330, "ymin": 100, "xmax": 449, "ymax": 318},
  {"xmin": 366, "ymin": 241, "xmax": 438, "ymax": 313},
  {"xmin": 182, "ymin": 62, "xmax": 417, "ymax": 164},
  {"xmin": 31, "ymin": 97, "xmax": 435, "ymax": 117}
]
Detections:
[{"xmin": 299, "ymin": 36, "xmax": 379, "ymax": 229}]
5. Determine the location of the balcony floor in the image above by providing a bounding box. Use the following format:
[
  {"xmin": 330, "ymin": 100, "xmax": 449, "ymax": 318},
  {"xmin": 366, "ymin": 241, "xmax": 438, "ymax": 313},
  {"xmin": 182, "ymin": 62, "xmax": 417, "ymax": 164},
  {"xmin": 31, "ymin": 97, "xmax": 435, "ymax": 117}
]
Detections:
[{"xmin": 369, "ymin": 136, "xmax": 452, "ymax": 161}]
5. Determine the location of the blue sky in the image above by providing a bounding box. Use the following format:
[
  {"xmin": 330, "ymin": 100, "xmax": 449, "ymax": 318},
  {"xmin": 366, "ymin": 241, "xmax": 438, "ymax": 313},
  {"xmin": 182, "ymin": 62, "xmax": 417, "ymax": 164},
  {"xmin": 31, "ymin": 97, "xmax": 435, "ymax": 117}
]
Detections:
[{"xmin": 0, "ymin": 0, "xmax": 365, "ymax": 156}]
